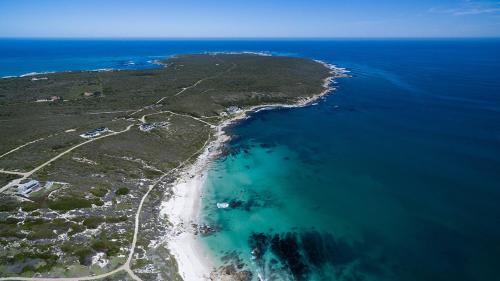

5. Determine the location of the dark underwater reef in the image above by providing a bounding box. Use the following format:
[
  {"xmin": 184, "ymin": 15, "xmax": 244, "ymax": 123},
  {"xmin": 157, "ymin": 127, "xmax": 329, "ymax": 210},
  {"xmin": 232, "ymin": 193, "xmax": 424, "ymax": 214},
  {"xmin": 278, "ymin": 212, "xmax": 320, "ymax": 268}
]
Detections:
[{"xmin": 248, "ymin": 230, "xmax": 385, "ymax": 281}]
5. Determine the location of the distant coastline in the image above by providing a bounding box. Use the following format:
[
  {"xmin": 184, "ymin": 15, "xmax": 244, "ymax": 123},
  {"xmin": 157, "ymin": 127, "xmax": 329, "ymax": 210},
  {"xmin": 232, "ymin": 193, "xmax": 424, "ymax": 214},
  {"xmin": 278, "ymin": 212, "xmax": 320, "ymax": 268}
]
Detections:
[{"xmin": 1, "ymin": 51, "xmax": 278, "ymax": 79}]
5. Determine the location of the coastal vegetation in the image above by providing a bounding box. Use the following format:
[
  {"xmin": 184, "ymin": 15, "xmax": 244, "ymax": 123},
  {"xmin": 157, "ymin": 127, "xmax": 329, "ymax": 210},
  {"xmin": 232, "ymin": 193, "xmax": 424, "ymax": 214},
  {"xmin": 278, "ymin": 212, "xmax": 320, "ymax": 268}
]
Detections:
[{"xmin": 0, "ymin": 54, "xmax": 330, "ymax": 279}]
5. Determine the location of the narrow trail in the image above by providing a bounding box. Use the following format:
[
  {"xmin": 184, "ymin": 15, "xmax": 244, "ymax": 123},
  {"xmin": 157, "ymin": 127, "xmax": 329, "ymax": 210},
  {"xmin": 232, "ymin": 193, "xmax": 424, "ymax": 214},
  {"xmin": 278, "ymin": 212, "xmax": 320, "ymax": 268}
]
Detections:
[
  {"xmin": 27, "ymin": 125, "xmax": 134, "ymax": 178},
  {"xmin": 0, "ymin": 125, "xmax": 134, "ymax": 194},
  {"xmin": 156, "ymin": 79, "xmax": 202, "ymax": 103},
  {"xmin": 139, "ymin": 110, "xmax": 216, "ymax": 128},
  {"xmin": 0, "ymin": 137, "xmax": 45, "ymax": 159},
  {"xmin": 155, "ymin": 61, "xmax": 236, "ymax": 104},
  {"xmin": 0, "ymin": 170, "xmax": 26, "ymax": 176},
  {"xmin": 164, "ymin": 111, "xmax": 215, "ymax": 127},
  {"xmin": 138, "ymin": 111, "xmax": 169, "ymax": 124},
  {"xmin": 87, "ymin": 110, "xmax": 137, "ymax": 115},
  {"xmin": 128, "ymin": 74, "xmax": 209, "ymax": 117},
  {"xmin": 0, "ymin": 268, "xmax": 125, "ymax": 281}
]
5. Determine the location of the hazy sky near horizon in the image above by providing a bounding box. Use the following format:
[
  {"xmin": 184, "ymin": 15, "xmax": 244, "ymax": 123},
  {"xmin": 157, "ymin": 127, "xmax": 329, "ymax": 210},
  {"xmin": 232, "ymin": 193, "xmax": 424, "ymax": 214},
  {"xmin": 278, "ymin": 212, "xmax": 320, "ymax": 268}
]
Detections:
[{"xmin": 1, "ymin": 0, "xmax": 500, "ymax": 38}]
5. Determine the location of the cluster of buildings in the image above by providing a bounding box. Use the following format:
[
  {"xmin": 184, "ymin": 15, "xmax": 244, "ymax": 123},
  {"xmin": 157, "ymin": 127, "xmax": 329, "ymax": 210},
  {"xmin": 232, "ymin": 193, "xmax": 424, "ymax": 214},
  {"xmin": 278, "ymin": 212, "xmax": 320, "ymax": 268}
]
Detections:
[
  {"xmin": 139, "ymin": 123, "xmax": 156, "ymax": 132},
  {"xmin": 139, "ymin": 122, "xmax": 168, "ymax": 132},
  {"xmin": 80, "ymin": 127, "xmax": 109, "ymax": 138},
  {"xmin": 226, "ymin": 106, "xmax": 242, "ymax": 114},
  {"xmin": 220, "ymin": 106, "xmax": 242, "ymax": 117},
  {"xmin": 16, "ymin": 180, "xmax": 57, "ymax": 197}
]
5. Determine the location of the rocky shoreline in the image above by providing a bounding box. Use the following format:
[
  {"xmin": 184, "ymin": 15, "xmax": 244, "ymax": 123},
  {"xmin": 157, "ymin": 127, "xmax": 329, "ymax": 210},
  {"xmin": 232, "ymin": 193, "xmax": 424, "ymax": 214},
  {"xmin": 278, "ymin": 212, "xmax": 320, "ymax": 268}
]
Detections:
[{"xmin": 159, "ymin": 62, "xmax": 349, "ymax": 280}]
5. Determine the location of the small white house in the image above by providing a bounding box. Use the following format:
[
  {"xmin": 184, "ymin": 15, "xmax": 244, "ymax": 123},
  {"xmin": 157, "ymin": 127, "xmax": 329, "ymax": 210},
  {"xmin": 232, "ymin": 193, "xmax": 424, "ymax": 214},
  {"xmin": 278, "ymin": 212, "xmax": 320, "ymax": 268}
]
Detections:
[
  {"xmin": 17, "ymin": 180, "xmax": 40, "ymax": 195},
  {"xmin": 80, "ymin": 131, "xmax": 100, "ymax": 138},
  {"xmin": 79, "ymin": 127, "xmax": 109, "ymax": 138}
]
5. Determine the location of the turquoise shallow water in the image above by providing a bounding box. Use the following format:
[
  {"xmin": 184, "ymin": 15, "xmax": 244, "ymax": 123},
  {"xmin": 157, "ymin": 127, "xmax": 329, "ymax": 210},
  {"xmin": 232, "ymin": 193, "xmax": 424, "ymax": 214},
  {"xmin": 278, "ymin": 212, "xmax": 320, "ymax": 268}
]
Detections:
[
  {"xmin": 201, "ymin": 116, "xmax": 408, "ymax": 281},
  {"xmin": 199, "ymin": 40, "xmax": 500, "ymax": 281},
  {"xmin": 201, "ymin": 142, "xmax": 366, "ymax": 280}
]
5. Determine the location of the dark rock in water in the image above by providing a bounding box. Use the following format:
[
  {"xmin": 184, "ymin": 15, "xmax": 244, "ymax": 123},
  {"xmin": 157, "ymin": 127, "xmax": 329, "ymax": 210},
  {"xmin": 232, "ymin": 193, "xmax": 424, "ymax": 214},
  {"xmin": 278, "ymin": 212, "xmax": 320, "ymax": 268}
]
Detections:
[
  {"xmin": 227, "ymin": 143, "xmax": 253, "ymax": 156},
  {"xmin": 245, "ymin": 230, "xmax": 379, "ymax": 280},
  {"xmin": 301, "ymin": 231, "xmax": 358, "ymax": 268},
  {"xmin": 220, "ymin": 147, "xmax": 231, "ymax": 157},
  {"xmin": 259, "ymin": 143, "xmax": 274, "ymax": 148},
  {"xmin": 235, "ymin": 270, "xmax": 253, "ymax": 281},
  {"xmin": 229, "ymin": 199, "xmax": 244, "ymax": 208},
  {"xmin": 219, "ymin": 199, "xmax": 245, "ymax": 210},
  {"xmin": 219, "ymin": 198, "xmax": 260, "ymax": 211},
  {"xmin": 232, "ymin": 192, "xmax": 279, "ymax": 211},
  {"xmin": 300, "ymin": 231, "xmax": 327, "ymax": 266},
  {"xmin": 211, "ymin": 264, "xmax": 253, "ymax": 281},
  {"xmin": 213, "ymin": 252, "xmax": 252, "ymax": 281},
  {"xmin": 194, "ymin": 223, "xmax": 219, "ymax": 236},
  {"xmin": 270, "ymin": 232, "xmax": 309, "ymax": 280},
  {"xmin": 243, "ymin": 199, "xmax": 254, "ymax": 211},
  {"xmin": 249, "ymin": 232, "xmax": 270, "ymax": 260},
  {"xmin": 221, "ymin": 251, "xmax": 240, "ymax": 264},
  {"xmin": 236, "ymin": 261, "xmax": 245, "ymax": 270},
  {"xmin": 223, "ymin": 264, "xmax": 237, "ymax": 275}
]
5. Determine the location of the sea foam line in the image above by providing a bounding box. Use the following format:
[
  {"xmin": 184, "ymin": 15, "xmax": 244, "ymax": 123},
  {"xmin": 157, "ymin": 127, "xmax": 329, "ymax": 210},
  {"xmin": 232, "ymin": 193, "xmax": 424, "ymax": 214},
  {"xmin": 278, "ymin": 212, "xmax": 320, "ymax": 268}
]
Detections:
[
  {"xmin": 1, "ymin": 69, "xmax": 117, "ymax": 79},
  {"xmin": 1, "ymin": 58, "xmax": 168, "ymax": 79}
]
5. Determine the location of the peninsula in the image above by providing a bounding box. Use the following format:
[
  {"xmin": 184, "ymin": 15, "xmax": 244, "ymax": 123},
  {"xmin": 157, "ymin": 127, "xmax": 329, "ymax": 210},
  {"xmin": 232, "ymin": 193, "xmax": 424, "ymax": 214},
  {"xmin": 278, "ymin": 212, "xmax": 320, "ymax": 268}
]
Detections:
[{"xmin": 0, "ymin": 54, "xmax": 340, "ymax": 280}]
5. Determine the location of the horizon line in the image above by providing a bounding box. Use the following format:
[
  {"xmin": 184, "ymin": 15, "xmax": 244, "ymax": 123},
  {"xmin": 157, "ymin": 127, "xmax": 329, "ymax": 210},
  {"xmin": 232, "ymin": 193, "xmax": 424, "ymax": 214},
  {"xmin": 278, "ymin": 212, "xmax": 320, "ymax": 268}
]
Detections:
[{"xmin": 1, "ymin": 36, "xmax": 500, "ymax": 40}]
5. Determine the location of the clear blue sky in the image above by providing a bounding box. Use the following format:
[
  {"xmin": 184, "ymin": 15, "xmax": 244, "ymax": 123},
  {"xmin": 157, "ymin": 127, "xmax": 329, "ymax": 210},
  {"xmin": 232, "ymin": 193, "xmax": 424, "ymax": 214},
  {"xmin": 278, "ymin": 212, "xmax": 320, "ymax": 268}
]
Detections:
[{"xmin": 1, "ymin": 0, "xmax": 499, "ymax": 38}]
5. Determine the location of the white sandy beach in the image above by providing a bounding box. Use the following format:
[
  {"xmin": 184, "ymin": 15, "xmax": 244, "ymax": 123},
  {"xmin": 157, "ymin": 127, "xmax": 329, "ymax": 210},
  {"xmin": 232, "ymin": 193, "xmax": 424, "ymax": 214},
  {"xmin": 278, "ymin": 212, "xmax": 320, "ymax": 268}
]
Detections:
[
  {"xmin": 161, "ymin": 169, "xmax": 214, "ymax": 281},
  {"xmin": 159, "ymin": 123, "xmax": 230, "ymax": 280},
  {"xmin": 159, "ymin": 62, "xmax": 348, "ymax": 280}
]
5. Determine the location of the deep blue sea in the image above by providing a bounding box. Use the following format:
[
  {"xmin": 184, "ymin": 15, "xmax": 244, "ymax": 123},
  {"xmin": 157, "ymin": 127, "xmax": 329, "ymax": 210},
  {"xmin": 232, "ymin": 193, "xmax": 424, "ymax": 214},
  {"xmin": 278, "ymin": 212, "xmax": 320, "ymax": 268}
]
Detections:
[{"xmin": 1, "ymin": 39, "xmax": 500, "ymax": 281}]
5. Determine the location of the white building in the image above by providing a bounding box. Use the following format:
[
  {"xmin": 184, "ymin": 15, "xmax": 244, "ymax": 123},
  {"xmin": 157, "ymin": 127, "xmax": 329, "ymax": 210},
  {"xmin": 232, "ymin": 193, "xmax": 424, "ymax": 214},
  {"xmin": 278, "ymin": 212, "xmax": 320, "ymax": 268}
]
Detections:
[
  {"xmin": 17, "ymin": 180, "xmax": 40, "ymax": 195},
  {"xmin": 80, "ymin": 131, "xmax": 100, "ymax": 138},
  {"xmin": 79, "ymin": 127, "xmax": 109, "ymax": 138}
]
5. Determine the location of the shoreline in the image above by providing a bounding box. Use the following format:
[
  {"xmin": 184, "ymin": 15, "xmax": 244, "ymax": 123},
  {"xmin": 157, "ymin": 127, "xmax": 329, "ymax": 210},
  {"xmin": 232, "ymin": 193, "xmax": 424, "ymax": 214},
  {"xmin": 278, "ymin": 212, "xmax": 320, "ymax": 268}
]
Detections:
[
  {"xmin": 0, "ymin": 61, "xmax": 165, "ymax": 79},
  {"xmin": 159, "ymin": 62, "xmax": 349, "ymax": 280}
]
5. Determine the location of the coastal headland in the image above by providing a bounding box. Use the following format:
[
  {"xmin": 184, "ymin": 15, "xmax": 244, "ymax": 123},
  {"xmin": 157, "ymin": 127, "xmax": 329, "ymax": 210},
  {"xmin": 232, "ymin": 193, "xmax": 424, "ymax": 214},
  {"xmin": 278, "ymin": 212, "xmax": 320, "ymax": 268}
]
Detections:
[{"xmin": 0, "ymin": 54, "xmax": 345, "ymax": 280}]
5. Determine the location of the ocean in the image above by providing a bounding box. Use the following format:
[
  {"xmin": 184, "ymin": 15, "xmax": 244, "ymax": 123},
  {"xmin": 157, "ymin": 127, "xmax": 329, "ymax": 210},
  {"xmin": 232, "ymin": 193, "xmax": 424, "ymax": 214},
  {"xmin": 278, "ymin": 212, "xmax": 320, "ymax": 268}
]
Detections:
[
  {"xmin": 198, "ymin": 40, "xmax": 500, "ymax": 281},
  {"xmin": 2, "ymin": 39, "xmax": 500, "ymax": 281}
]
